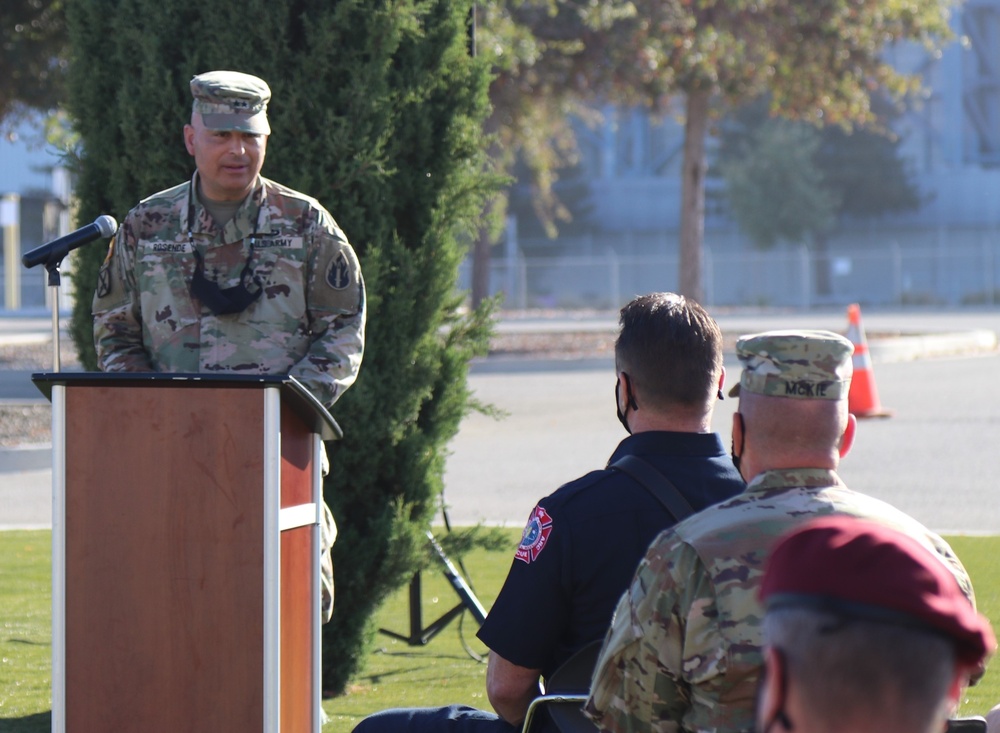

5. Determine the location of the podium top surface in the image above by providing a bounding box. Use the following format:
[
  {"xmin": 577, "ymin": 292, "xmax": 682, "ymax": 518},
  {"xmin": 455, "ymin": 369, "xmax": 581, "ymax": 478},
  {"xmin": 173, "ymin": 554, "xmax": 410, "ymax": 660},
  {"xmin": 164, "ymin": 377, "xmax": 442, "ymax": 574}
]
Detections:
[{"xmin": 32, "ymin": 371, "xmax": 343, "ymax": 441}]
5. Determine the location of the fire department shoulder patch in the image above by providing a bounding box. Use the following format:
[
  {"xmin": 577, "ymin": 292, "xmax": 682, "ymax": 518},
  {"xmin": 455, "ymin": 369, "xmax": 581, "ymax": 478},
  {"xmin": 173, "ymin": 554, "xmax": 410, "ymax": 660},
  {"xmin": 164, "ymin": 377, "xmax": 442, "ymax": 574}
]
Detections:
[{"xmin": 515, "ymin": 505, "xmax": 553, "ymax": 564}]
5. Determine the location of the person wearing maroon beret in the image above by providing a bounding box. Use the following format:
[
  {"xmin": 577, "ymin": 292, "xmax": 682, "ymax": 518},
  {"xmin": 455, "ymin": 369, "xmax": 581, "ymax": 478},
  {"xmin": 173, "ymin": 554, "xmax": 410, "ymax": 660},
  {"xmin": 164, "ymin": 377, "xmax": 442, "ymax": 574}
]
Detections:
[{"xmin": 757, "ymin": 515, "xmax": 996, "ymax": 733}]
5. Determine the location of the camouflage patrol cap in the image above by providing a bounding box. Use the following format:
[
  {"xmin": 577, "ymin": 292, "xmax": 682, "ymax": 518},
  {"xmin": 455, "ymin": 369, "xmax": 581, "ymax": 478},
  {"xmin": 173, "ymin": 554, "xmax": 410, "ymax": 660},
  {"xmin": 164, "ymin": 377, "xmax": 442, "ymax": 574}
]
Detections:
[
  {"xmin": 190, "ymin": 70, "xmax": 271, "ymax": 134},
  {"xmin": 728, "ymin": 329, "xmax": 853, "ymax": 400},
  {"xmin": 761, "ymin": 515, "xmax": 996, "ymax": 667}
]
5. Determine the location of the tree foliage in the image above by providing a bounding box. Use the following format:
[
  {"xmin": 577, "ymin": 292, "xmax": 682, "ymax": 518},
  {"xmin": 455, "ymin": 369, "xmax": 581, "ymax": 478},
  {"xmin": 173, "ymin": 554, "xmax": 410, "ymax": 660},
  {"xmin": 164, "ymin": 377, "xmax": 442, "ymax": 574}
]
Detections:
[
  {"xmin": 575, "ymin": 0, "xmax": 956, "ymax": 302},
  {"xmin": 718, "ymin": 95, "xmax": 922, "ymax": 297},
  {"xmin": 0, "ymin": 0, "xmax": 67, "ymax": 130},
  {"xmin": 468, "ymin": 1, "xmax": 594, "ymax": 305},
  {"xmin": 476, "ymin": 0, "xmax": 647, "ymax": 219},
  {"xmin": 719, "ymin": 118, "xmax": 838, "ymax": 250},
  {"xmin": 467, "ymin": 0, "xmax": 955, "ymax": 305},
  {"xmin": 65, "ymin": 0, "xmax": 499, "ymax": 694},
  {"xmin": 469, "ymin": 0, "xmax": 669, "ymax": 306},
  {"xmin": 719, "ymin": 96, "xmax": 922, "ymax": 249},
  {"xmin": 815, "ymin": 112, "xmax": 923, "ymax": 219}
]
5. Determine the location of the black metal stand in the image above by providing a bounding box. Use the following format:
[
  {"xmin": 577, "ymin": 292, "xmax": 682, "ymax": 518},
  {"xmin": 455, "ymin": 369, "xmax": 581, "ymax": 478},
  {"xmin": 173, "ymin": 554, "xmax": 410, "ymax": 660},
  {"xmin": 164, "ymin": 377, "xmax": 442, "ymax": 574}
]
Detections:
[
  {"xmin": 21, "ymin": 213, "xmax": 118, "ymax": 372},
  {"xmin": 378, "ymin": 530, "xmax": 488, "ymax": 646},
  {"xmin": 45, "ymin": 259, "xmax": 63, "ymax": 372}
]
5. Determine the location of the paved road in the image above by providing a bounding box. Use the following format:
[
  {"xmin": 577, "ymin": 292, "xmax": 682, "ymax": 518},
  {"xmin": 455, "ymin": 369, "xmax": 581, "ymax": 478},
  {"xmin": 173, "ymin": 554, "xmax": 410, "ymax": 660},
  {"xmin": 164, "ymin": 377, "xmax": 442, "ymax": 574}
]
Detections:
[
  {"xmin": 5, "ymin": 307, "xmax": 1000, "ymax": 533},
  {"xmin": 442, "ymin": 348, "xmax": 1000, "ymax": 534},
  {"xmin": 441, "ymin": 307, "xmax": 1000, "ymax": 534}
]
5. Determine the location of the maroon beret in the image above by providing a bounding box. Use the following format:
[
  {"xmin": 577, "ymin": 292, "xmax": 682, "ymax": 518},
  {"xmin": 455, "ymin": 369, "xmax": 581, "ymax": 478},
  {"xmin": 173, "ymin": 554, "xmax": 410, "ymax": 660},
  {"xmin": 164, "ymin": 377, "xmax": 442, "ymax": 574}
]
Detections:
[{"xmin": 760, "ymin": 515, "xmax": 995, "ymax": 667}]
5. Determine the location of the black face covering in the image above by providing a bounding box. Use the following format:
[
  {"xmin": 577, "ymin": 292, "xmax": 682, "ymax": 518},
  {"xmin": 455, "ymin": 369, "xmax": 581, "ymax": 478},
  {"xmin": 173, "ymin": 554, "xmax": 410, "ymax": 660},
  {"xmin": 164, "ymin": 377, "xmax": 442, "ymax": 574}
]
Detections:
[
  {"xmin": 190, "ymin": 248, "xmax": 262, "ymax": 315},
  {"xmin": 615, "ymin": 374, "xmax": 639, "ymax": 434},
  {"xmin": 186, "ymin": 178, "xmax": 264, "ymax": 316},
  {"xmin": 731, "ymin": 412, "xmax": 745, "ymax": 475}
]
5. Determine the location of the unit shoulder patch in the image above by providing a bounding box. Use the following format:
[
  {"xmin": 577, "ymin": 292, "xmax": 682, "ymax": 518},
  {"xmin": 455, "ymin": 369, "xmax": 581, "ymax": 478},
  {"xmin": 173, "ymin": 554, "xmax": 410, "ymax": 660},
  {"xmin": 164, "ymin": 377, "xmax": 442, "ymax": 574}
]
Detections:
[
  {"xmin": 96, "ymin": 261, "xmax": 113, "ymax": 299},
  {"xmin": 515, "ymin": 505, "xmax": 553, "ymax": 564},
  {"xmin": 326, "ymin": 251, "xmax": 351, "ymax": 290}
]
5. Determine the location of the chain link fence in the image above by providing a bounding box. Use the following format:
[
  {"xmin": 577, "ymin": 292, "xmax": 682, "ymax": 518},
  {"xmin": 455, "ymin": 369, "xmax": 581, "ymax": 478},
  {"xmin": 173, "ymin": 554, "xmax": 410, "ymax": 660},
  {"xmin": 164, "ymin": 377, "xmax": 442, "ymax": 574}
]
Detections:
[{"xmin": 461, "ymin": 239, "xmax": 1000, "ymax": 310}]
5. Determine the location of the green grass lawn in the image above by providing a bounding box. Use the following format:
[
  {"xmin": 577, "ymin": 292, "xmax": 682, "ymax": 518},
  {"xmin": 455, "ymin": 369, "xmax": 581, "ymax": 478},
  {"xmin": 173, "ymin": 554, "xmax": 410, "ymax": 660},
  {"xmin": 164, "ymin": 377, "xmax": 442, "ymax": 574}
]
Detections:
[
  {"xmin": 2, "ymin": 529, "xmax": 998, "ymax": 731},
  {"xmin": 0, "ymin": 532, "xmax": 51, "ymax": 732}
]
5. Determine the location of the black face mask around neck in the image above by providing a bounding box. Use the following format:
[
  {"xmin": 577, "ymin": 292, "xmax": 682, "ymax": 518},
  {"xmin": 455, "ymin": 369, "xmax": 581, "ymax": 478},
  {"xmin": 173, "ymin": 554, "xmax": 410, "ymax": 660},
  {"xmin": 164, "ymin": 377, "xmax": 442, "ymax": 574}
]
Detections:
[
  {"xmin": 186, "ymin": 181, "xmax": 264, "ymax": 316},
  {"xmin": 190, "ymin": 249, "xmax": 262, "ymax": 315}
]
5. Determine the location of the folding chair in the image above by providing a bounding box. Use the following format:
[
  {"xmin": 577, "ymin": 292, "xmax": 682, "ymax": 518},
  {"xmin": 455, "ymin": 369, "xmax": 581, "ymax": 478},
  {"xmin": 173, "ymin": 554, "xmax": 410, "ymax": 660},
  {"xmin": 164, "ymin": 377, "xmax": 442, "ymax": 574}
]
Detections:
[
  {"xmin": 945, "ymin": 717, "xmax": 987, "ymax": 733},
  {"xmin": 521, "ymin": 640, "xmax": 603, "ymax": 733}
]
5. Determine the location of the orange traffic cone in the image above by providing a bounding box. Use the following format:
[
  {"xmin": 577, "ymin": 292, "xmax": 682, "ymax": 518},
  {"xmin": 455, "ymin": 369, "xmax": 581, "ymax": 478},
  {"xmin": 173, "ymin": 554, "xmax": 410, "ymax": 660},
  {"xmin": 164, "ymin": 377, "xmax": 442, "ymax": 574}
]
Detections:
[{"xmin": 846, "ymin": 304, "xmax": 893, "ymax": 419}]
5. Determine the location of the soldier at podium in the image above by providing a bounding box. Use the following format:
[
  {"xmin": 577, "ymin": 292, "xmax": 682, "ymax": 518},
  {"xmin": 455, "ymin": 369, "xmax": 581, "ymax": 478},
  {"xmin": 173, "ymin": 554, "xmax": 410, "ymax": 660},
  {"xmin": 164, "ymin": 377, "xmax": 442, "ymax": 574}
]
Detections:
[{"xmin": 91, "ymin": 69, "xmax": 367, "ymax": 623}]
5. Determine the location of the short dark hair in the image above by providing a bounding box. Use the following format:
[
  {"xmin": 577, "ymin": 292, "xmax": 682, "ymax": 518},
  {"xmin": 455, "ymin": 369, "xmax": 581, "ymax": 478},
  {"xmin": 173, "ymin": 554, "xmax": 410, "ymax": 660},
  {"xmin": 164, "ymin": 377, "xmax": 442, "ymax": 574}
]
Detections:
[{"xmin": 615, "ymin": 293, "xmax": 723, "ymax": 411}]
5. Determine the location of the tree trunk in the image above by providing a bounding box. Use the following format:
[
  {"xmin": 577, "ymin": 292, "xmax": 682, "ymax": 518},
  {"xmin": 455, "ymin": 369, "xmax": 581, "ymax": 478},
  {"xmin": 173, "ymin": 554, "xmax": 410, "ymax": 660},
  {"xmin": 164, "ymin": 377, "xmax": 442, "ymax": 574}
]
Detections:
[
  {"xmin": 813, "ymin": 231, "xmax": 832, "ymax": 298},
  {"xmin": 678, "ymin": 88, "xmax": 711, "ymax": 304}
]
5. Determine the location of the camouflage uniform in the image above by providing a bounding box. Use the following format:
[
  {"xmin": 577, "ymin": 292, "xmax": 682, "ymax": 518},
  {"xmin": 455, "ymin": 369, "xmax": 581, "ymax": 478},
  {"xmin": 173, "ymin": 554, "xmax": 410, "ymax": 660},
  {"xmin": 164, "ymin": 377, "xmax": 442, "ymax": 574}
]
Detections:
[
  {"xmin": 92, "ymin": 71, "xmax": 366, "ymax": 624},
  {"xmin": 93, "ymin": 171, "xmax": 365, "ymax": 407},
  {"xmin": 585, "ymin": 331, "xmax": 977, "ymax": 733}
]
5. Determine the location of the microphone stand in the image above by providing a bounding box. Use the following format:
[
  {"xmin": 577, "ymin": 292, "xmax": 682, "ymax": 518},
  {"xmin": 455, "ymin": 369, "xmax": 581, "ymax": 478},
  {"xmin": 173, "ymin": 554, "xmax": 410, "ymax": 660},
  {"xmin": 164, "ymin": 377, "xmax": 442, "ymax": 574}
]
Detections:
[
  {"xmin": 21, "ymin": 215, "xmax": 118, "ymax": 371},
  {"xmin": 42, "ymin": 256, "xmax": 65, "ymax": 372},
  {"xmin": 45, "ymin": 259, "xmax": 63, "ymax": 372}
]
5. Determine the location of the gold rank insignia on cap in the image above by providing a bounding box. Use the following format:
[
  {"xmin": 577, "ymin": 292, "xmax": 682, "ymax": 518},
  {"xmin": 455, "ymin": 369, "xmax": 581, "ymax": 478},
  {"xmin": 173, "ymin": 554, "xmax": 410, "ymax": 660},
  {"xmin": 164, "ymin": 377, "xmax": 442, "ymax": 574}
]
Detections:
[{"xmin": 190, "ymin": 70, "xmax": 271, "ymax": 135}]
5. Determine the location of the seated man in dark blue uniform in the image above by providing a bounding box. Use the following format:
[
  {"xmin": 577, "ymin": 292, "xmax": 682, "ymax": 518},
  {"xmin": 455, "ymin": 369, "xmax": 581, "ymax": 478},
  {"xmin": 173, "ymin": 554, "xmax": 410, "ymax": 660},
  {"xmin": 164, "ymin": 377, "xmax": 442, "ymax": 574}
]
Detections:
[{"xmin": 352, "ymin": 292, "xmax": 745, "ymax": 733}]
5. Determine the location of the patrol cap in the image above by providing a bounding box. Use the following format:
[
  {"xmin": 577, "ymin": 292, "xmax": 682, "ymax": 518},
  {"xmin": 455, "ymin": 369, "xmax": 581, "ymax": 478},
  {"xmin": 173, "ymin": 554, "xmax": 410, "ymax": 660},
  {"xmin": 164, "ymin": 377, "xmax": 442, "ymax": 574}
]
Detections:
[
  {"xmin": 728, "ymin": 329, "xmax": 853, "ymax": 400},
  {"xmin": 190, "ymin": 70, "xmax": 271, "ymax": 134},
  {"xmin": 761, "ymin": 515, "xmax": 996, "ymax": 668}
]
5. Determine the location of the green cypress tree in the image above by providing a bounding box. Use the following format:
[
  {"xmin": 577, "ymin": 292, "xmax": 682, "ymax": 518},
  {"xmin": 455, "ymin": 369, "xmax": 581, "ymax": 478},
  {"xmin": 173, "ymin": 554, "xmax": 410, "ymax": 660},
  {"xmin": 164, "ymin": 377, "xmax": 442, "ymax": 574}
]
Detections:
[{"xmin": 66, "ymin": 0, "xmax": 499, "ymax": 694}]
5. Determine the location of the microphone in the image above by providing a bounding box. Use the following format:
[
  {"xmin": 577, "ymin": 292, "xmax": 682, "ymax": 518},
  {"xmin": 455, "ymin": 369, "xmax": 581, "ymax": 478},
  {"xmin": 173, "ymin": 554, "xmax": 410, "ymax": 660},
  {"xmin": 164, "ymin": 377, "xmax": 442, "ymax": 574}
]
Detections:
[{"xmin": 21, "ymin": 214, "xmax": 118, "ymax": 269}]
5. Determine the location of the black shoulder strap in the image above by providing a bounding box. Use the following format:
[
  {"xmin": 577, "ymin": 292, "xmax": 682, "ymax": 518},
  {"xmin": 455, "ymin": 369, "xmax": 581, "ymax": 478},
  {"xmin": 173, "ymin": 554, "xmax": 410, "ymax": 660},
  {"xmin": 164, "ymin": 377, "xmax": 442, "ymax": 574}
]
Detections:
[{"xmin": 610, "ymin": 454, "xmax": 695, "ymax": 523}]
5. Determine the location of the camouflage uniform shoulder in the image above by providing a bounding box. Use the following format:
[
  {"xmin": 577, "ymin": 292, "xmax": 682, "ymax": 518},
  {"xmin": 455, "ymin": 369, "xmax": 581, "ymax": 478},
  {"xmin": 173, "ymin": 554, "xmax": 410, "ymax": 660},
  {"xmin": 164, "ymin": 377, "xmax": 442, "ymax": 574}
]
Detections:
[
  {"xmin": 135, "ymin": 180, "xmax": 190, "ymax": 210},
  {"xmin": 668, "ymin": 477, "xmax": 976, "ymax": 606},
  {"xmin": 666, "ymin": 479, "xmax": 829, "ymax": 565},
  {"xmin": 260, "ymin": 176, "xmax": 332, "ymax": 217},
  {"xmin": 118, "ymin": 180, "xmax": 189, "ymax": 240},
  {"xmin": 670, "ymin": 488, "xmax": 758, "ymax": 541},
  {"xmin": 259, "ymin": 177, "xmax": 349, "ymax": 246}
]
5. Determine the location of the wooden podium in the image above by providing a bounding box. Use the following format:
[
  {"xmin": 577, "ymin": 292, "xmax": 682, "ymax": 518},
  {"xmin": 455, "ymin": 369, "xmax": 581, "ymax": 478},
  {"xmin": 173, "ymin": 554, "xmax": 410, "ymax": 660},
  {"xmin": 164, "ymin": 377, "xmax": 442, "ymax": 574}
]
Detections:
[{"xmin": 32, "ymin": 372, "xmax": 340, "ymax": 733}]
